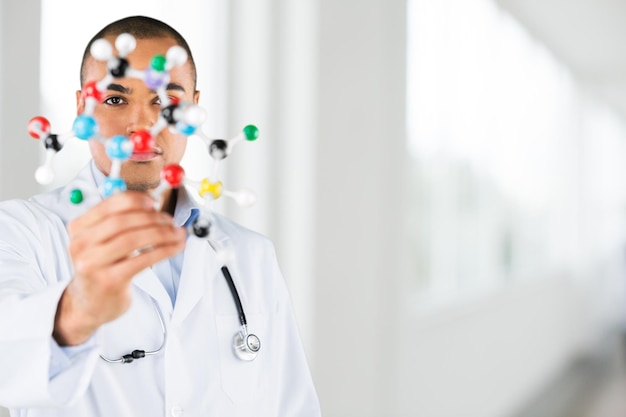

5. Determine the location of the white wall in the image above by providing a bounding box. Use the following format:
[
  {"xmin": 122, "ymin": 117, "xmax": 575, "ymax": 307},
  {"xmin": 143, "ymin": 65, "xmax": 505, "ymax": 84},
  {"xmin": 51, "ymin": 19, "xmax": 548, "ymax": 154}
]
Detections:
[
  {"xmin": 0, "ymin": 2, "xmax": 41, "ymax": 413},
  {"xmin": 224, "ymin": 0, "xmax": 320, "ymax": 362},
  {"xmin": 0, "ymin": 4, "xmax": 41, "ymax": 417},
  {"xmin": 312, "ymin": 1, "xmax": 408, "ymax": 415},
  {"xmin": 0, "ymin": 0, "xmax": 41, "ymax": 201}
]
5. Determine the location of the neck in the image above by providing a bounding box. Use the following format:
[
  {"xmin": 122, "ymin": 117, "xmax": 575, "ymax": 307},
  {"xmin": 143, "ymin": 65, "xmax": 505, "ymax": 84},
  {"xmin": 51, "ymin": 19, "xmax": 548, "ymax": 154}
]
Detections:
[{"xmin": 160, "ymin": 188, "xmax": 178, "ymax": 215}]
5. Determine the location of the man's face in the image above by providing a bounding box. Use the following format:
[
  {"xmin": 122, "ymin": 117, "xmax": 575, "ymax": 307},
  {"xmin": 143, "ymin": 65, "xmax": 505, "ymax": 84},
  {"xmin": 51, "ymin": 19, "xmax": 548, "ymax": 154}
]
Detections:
[{"xmin": 77, "ymin": 36, "xmax": 199, "ymax": 192}]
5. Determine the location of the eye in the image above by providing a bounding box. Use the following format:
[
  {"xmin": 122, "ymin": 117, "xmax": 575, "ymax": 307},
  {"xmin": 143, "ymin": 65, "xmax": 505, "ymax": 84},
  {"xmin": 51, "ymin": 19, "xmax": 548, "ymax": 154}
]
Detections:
[
  {"xmin": 152, "ymin": 95, "xmax": 180, "ymax": 106},
  {"xmin": 104, "ymin": 96, "xmax": 126, "ymax": 106}
]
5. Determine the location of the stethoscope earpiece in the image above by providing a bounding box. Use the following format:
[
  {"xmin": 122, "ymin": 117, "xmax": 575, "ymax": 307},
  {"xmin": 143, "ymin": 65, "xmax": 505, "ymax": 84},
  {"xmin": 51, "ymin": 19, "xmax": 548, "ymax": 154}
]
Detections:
[{"xmin": 233, "ymin": 329, "xmax": 261, "ymax": 361}]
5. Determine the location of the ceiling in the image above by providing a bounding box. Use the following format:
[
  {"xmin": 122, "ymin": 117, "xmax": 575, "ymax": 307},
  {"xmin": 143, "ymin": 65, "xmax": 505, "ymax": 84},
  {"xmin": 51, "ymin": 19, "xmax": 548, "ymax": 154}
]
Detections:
[{"xmin": 495, "ymin": 0, "xmax": 626, "ymax": 119}]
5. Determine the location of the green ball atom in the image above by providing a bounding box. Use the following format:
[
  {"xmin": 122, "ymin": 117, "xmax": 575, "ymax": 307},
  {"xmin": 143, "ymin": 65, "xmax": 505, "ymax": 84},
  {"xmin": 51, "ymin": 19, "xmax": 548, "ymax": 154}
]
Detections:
[
  {"xmin": 243, "ymin": 124, "xmax": 259, "ymax": 141},
  {"xmin": 151, "ymin": 55, "xmax": 166, "ymax": 72},
  {"xmin": 69, "ymin": 189, "xmax": 84, "ymax": 205}
]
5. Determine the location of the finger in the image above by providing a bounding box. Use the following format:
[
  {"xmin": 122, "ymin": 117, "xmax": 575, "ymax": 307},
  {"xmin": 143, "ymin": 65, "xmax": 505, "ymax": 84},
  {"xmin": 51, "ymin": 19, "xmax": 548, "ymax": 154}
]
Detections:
[
  {"xmin": 72, "ymin": 238, "xmax": 186, "ymax": 304},
  {"xmin": 91, "ymin": 238, "xmax": 187, "ymax": 287},
  {"xmin": 106, "ymin": 225, "xmax": 187, "ymax": 263},
  {"xmin": 68, "ymin": 191, "xmax": 155, "ymax": 236},
  {"xmin": 117, "ymin": 239, "xmax": 187, "ymax": 276},
  {"xmin": 70, "ymin": 211, "xmax": 175, "ymax": 247},
  {"xmin": 73, "ymin": 225, "xmax": 187, "ymax": 274}
]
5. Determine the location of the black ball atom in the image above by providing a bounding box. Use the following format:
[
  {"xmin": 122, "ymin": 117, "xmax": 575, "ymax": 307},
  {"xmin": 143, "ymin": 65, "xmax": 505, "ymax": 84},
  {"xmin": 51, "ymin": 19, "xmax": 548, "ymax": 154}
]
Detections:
[
  {"xmin": 192, "ymin": 219, "xmax": 211, "ymax": 238},
  {"xmin": 110, "ymin": 58, "xmax": 130, "ymax": 78},
  {"xmin": 161, "ymin": 103, "xmax": 180, "ymax": 125},
  {"xmin": 44, "ymin": 134, "xmax": 62, "ymax": 152},
  {"xmin": 209, "ymin": 140, "xmax": 229, "ymax": 160}
]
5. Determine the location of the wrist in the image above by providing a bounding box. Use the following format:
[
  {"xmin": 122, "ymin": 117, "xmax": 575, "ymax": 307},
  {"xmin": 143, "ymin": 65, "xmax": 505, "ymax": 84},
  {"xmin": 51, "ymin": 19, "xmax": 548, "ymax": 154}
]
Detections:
[{"xmin": 53, "ymin": 284, "xmax": 99, "ymax": 346}]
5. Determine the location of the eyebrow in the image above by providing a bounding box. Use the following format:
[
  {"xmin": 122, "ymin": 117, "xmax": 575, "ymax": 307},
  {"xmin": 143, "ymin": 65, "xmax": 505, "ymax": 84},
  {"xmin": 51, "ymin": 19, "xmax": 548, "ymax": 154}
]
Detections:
[
  {"xmin": 107, "ymin": 83, "xmax": 131, "ymax": 94},
  {"xmin": 164, "ymin": 83, "xmax": 186, "ymax": 93},
  {"xmin": 106, "ymin": 82, "xmax": 187, "ymax": 94}
]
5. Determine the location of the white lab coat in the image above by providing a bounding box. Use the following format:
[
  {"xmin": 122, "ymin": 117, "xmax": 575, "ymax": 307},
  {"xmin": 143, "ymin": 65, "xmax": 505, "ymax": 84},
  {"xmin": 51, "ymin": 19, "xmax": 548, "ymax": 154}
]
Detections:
[{"xmin": 0, "ymin": 164, "xmax": 321, "ymax": 417}]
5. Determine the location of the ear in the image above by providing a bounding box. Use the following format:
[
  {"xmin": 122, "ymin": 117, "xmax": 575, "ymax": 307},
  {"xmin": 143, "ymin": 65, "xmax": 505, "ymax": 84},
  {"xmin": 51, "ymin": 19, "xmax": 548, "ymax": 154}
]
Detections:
[
  {"xmin": 76, "ymin": 90, "xmax": 84, "ymax": 114},
  {"xmin": 193, "ymin": 90, "xmax": 200, "ymax": 105}
]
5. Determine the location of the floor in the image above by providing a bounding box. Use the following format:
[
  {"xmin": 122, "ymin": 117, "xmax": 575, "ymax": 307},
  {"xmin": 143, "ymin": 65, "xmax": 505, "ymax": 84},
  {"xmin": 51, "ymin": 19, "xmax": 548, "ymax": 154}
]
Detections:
[
  {"xmin": 514, "ymin": 332, "xmax": 626, "ymax": 417},
  {"xmin": 1, "ymin": 335, "xmax": 624, "ymax": 417}
]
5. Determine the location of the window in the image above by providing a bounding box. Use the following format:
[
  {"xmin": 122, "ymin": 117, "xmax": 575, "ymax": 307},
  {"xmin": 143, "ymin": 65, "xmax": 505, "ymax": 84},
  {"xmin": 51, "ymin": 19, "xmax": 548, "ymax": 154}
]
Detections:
[{"xmin": 407, "ymin": 0, "xmax": 626, "ymax": 299}]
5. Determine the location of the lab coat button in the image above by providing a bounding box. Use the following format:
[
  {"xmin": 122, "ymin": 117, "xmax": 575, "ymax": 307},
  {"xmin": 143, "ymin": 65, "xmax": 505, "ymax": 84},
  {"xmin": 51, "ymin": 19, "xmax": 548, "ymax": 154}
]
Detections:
[{"xmin": 170, "ymin": 405, "xmax": 184, "ymax": 416}]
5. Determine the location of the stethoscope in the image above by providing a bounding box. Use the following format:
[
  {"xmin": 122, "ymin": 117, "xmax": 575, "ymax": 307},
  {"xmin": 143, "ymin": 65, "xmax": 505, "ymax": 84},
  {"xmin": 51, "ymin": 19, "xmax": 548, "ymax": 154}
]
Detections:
[{"xmin": 99, "ymin": 210, "xmax": 261, "ymax": 364}]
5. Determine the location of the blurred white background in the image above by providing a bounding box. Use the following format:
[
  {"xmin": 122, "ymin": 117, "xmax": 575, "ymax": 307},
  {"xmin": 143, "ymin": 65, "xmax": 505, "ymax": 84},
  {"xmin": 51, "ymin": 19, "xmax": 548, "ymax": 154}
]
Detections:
[{"xmin": 1, "ymin": 0, "xmax": 625, "ymax": 416}]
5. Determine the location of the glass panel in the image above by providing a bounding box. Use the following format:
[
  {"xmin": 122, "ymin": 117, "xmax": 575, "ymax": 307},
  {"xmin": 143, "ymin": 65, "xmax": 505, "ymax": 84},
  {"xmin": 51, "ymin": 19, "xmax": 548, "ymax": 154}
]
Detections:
[{"xmin": 407, "ymin": 0, "xmax": 626, "ymax": 299}]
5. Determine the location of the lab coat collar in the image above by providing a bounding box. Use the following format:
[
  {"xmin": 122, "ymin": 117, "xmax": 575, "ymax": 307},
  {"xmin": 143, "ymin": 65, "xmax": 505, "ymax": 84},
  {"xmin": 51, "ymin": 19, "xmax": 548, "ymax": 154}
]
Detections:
[
  {"xmin": 132, "ymin": 268, "xmax": 174, "ymax": 317},
  {"xmin": 171, "ymin": 234, "xmax": 213, "ymax": 325},
  {"xmin": 173, "ymin": 208, "xmax": 231, "ymax": 325}
]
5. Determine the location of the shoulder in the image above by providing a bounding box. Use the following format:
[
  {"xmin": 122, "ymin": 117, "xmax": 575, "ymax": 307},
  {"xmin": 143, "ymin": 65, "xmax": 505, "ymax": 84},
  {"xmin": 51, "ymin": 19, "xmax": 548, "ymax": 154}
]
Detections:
[
  {"xmin": 0, "ymin": 162, "xmax": 96, "ymax": 246},
  {"xmin": 0, "ymin": 197, "xmax": 64, "ymax": 233},
  {"xmin": 26, "ymin": 162, "xmax": 101, "ymax": 226},
  {"xmin": 0, "ymin": 196, "xmax": 70, "ymax": 271},
  {"xmin": 210, "ymin": 213, "xmax": 283, "ymax": 282},
  {"xmin": 212, "ymin": 213, "xmax": 276, "ymax": 254}
]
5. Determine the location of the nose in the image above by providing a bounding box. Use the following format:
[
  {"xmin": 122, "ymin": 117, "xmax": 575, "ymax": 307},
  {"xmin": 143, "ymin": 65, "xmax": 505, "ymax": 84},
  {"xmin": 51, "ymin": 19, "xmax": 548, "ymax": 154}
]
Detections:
[{"xmin": 125, "ymin": 104, "xmax": 158, "ymax": 135}]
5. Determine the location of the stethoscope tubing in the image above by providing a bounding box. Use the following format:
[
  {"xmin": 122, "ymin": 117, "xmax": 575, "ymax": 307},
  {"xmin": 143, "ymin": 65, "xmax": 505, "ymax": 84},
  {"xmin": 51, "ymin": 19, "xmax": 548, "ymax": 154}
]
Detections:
[
  {"xmin": 221, "ymin": 266, "xmax": 248, "ymax": 327},
  {"xmin": 99, "ymin": 298, "xmax": 168, "ymax": 364}
]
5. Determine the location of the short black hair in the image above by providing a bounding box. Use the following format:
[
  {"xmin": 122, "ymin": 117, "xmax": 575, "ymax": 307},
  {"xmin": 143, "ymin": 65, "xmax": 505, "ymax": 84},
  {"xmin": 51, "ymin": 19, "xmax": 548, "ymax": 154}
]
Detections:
[{"xmin": 79, "ymin": 15, "xmax": 197, "ymax": 89}]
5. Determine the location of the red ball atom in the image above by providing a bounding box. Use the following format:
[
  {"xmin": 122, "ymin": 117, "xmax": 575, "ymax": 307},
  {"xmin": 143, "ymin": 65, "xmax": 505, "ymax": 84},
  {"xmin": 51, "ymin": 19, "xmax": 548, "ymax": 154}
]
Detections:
[
  {"xmin": 130, "ymin": 129, "xmax": 155, "ymax": 153},
  {"xmin": 27, "ymin": 116, "xmax": 51, "ymax": 139},
  {"xmin": 82, "ymin": 81, "xmax": 104, "ymax": 101},
  {"xmin": 161, "ymin": 164, "xmax": 185, "ymax": 188}
]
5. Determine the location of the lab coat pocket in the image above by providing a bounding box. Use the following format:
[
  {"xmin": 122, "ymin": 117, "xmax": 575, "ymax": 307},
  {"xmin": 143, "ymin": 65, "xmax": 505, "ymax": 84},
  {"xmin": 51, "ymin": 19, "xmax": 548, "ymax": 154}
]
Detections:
[{"xmin": 215, "ymin": 312, "xmax": 268, "ymax": 404}]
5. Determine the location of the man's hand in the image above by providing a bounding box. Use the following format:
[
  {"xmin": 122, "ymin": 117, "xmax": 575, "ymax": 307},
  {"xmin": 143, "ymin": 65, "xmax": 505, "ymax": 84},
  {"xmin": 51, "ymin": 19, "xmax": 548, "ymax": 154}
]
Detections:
[{"xmin": 53, "ymin": 191, "xmax": 187, "ymax": 346}]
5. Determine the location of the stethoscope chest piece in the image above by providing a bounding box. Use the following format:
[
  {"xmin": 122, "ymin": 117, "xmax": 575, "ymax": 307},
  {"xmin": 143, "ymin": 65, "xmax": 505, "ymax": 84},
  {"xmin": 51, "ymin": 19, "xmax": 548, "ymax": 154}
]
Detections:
[
  {"xmin": 233, "ymin": 329, "xmax": 261, "ymax": 361},
  {"xmin": 221, "ymin": 265, "xmax": 261, "ymax": 361}
]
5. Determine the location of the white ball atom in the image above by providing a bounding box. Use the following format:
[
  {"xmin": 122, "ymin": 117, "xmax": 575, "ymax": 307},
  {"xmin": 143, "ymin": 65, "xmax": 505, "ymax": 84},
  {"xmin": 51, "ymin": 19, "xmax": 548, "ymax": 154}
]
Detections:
[
  {"xmin": 35, "ymin": 166, "xmax": 54, "ymax": 185},
  {"xmin": 233, "ymin": 189, "xmax": 257, "ymax": 207},
  {"xmin": 90, "ymin": 39, "xmax": 113, "ymax": 61},
  {"xmin": 182, "ymin": 105, "xmax": 208, "ymax": 126},
  {"xmin": 166, "ymin": 46, "xmax": 188, "ymax": 69},
  {"xmin": 115, "ymin": 33, "xmax": 137, "ymax": 57}
]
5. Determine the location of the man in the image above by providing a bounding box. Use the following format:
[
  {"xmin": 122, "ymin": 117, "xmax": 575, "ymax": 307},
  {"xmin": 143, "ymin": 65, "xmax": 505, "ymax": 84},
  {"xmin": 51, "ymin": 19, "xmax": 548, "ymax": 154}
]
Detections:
[{"xmin": 0, "ymin": 16, "xmax": 320, "ymax": 417}]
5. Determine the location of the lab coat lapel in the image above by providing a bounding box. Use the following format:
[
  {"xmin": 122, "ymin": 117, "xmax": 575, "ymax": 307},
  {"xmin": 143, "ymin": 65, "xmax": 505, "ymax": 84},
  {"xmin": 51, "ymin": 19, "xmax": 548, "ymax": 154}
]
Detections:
[
  {"xmin": 172, "ymin": 233, "xmax": 222, "ymax": 326},
  {"xmin": 132, "ymin": 268, "xmax": 174, "ymax": 317}
]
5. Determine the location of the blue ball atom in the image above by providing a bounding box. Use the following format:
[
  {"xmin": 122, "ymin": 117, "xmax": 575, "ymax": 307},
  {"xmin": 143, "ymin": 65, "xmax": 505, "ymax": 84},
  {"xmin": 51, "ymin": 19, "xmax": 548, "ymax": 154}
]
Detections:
[
  {"xmin": 73, "ymin": 115, "xmax": 98, "ymax": 140},
  {"xmin": 176, "ymin": 122, "xmax": 196, "ymax": 136},
  {"xmin": 106, "ymin": 135, "xmax": 134, "ymax": 160},
  {"xmin": 103, "ymin": 177, "xmax": 127, "ymax": 197}
]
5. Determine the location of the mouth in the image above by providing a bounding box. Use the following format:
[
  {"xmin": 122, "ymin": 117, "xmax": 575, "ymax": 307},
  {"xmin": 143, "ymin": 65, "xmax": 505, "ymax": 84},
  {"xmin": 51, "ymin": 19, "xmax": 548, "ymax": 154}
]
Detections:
[{"xmin": 130, "ymin": 147, "xmax": 162, "ymax": 162}]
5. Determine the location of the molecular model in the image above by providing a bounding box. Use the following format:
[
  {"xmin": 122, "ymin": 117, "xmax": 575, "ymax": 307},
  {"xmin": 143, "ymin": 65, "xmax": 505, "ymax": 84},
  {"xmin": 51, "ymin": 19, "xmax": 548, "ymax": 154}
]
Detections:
[{"xmin": 27, "ymin": 33, "xmax": 259, "ymax": 240}]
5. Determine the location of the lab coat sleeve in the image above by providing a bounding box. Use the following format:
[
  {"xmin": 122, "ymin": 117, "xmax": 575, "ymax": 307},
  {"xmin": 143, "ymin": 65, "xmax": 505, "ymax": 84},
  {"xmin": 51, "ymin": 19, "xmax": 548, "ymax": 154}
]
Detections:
[
  {"xmin": 269, "ymin": 250, "xmax": 322, "ymax": 416},
  {"xmin": 50, "ymin": 336, "xmax": 98, "ymax": 379},
  {"xmin": 0, "ymin": 200, "xmax": 100, "ymax": 408}
]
